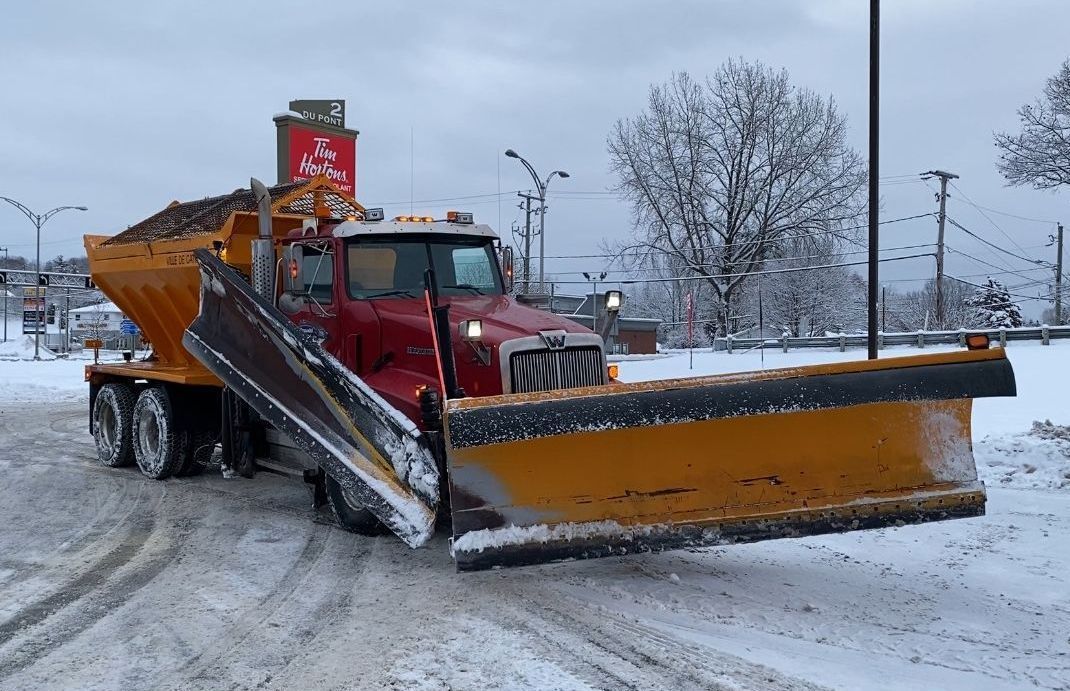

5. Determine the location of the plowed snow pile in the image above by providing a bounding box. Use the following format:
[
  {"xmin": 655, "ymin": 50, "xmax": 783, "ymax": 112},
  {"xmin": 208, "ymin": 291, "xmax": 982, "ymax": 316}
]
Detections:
[
  {"xmin": 0, "ymin": 335, "xmax": 55, "ymax": 361},
  {"xmin": 976, "ymin": 420, "xmax": 1070, "ymax": 490}
]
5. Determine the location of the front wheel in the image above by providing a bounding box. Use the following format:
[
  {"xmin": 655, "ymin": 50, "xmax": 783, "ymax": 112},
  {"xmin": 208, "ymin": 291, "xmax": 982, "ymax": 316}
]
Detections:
[
  {"xmin": 325, "ymin": 474, "xmax": 387, "ymax": 536},
  {"xmin": 132, "ymin": 387, "xmax": 182, "ymax": 480}
]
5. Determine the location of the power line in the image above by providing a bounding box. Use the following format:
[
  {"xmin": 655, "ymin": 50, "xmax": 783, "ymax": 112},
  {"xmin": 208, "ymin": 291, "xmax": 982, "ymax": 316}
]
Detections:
[
  {"xmin": 542, "ymin": 213, "xmax": 935, "ymax": 260},
  {"xmin": 945, "ymin": 245, "xmax": 1048, "ymax": 282},
  {"xmin": 945, "ymin": 274, "xmax": 1051, "ymax": 302},
  {"xmin": 945, "ymin": 216, "xmax": 1052, "ymax": 266},
  {"xmin": 543, "ymin": 242, "xmax": 936, "ymax": 278},
  {"xmin": 549, "ymin": 252, "xmax": 934, "ymax": 286},
  {"xmin": 955, "ymin": 265, "xmax": 1051, "ymax": 280},
  {"xmin": 949, "ymin": 199, "xmax": 1059, "ymax": 225},
  {"xmin": 948, "ymin": 181, "xmax": 1035, "ymax": 254}
]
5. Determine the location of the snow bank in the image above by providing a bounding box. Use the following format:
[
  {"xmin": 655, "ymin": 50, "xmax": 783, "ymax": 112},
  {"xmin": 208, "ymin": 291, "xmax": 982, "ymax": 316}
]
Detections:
[
  {"xmin": 976, "ymin": 420, "xmax": 1070, "ymax": 491},
  {"xmin": 0, "ymin": 360, "xmax": 89, "ymax": 403},
  {"xmin": 0, "ymin": 335, "xmax": 57, "ymax": 361}
]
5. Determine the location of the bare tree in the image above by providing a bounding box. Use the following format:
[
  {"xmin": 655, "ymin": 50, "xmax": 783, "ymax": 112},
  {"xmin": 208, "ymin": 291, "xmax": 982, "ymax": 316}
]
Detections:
[
  {"xmin": 885, "ymin": 279, "xmax": 972, "ymax": 331},
  {"xmin": 995, "ymin": 59, "xmax": 1070, "ymax": 190},
  {"xmin": 607, "ymin": 62, "xmax": 866, "ymax": 335},
  {"xmin": 761, "ymin": 237, "xmax": 865, "ymax": 336}
]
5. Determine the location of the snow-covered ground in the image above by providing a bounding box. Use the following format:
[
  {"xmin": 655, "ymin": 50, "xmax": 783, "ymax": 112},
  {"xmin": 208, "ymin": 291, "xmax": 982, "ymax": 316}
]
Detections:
[{"xmin": 0, "ymin": 343, "xmax": 1066, "ymax": 690}]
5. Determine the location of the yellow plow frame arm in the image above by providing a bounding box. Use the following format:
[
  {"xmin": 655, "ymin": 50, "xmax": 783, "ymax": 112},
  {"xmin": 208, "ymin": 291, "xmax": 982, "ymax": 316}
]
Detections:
[{"xmin": 444, "ymin": 348, "xmax": 1015, "ymax": 571}]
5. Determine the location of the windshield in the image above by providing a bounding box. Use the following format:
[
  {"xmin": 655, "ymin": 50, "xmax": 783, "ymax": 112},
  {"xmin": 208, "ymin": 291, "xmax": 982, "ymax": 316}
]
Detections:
[{"xmin": 346, "ymin": 236, "xmax": 503, "ymax": 299}]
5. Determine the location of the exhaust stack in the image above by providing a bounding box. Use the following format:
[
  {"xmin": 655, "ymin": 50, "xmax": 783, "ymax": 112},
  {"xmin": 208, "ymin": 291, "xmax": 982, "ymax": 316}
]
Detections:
[{"xmin": 249, "ymin": 177, "xmax": 275, "ymax": 301}]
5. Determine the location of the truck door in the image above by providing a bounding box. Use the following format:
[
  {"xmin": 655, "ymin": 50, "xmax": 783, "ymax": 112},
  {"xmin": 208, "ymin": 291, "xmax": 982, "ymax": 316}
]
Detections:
[{"xmin": 290, "ymin": 241, "xmax": 343, "ymax": 358}]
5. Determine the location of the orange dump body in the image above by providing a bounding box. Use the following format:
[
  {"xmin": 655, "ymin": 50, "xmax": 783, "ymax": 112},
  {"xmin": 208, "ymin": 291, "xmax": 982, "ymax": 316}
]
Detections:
[{"xmin": 83, "ymin": 177, "xmax": 362, "ymax": 385}]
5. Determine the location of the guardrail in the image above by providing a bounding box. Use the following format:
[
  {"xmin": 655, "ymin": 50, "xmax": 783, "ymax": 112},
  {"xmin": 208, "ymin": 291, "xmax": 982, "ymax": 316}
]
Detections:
[{"xmin": 714, "ymin": 325, "xmax": 1070, "ymax": 353}]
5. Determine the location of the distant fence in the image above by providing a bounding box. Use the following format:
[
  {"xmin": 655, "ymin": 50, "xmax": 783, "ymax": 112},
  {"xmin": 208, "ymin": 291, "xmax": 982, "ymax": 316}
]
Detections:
[{"xmin": 714, "ymin": 325, "xmax": 1070, "ymax": 353}]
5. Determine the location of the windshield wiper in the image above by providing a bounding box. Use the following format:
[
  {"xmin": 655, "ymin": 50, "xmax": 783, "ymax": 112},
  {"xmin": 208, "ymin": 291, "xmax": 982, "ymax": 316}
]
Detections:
[
  {"xmin": 363, "ymin": 289, "xmax": 417, "ymax": 299},
  {"xmin": 442, "ymin": 283, "xmax": 485, "ymax": 295}
]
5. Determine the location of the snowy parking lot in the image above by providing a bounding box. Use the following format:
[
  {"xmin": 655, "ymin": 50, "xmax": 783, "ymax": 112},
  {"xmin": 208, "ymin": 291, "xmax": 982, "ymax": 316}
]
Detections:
[{"xmin": 0, "ymin": 342, "xmax": 1067, "ymax": 690}]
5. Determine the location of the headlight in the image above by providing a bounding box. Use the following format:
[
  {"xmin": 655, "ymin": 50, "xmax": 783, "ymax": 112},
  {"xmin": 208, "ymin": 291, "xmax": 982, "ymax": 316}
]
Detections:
[
  {"xmin": 460, "ymin": 319, "xmax": 483, "ymax": 341},
  {"xmin": 605, "ymin": 290, "xmax": 622, "ymax": 312}
]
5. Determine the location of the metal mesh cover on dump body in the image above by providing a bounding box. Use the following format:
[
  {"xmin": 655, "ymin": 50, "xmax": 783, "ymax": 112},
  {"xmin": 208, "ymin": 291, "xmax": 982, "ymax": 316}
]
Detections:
[{"xmin": 101, "ymin": 179, "xmax": 362, "ymax": 246}]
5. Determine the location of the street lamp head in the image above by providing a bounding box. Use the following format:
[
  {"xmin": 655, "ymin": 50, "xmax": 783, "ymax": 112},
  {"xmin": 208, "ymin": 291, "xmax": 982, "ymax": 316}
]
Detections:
[
  {"xmin": 555, "ymin": 171, "xmax": 570, "ymax": 179},
  {"xmin": 504, "ymin": 149, "xmax": 519, "ymax": 159},
  {"xmin": 75, "ymin": 206, "xmax": 88, "ymax": 211}
]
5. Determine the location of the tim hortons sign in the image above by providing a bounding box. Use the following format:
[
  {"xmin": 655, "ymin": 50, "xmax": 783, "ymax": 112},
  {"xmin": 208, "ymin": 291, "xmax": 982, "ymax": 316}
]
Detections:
[
  {"xmin": 287, "ymin": 125, "xmax": 356, "ymax": 194},
  {"xmin": 275, "ymin": 107, "xmax": 359, "ymax": 196}
]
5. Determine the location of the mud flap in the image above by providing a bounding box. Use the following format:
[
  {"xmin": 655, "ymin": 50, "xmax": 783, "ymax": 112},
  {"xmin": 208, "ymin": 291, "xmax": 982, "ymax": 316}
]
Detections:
[
  {"xmin": 444, "ymin": 349, "xmax": 1016, "ymax": 570},
  {"xmin": 183, "ymin": 249, "xmax": 439, "ymax": 547}
]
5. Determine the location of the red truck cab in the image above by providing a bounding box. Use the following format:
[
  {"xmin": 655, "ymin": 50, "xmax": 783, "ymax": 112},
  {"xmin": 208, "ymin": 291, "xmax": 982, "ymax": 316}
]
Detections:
[{"xmin": 279, "ymin": 213, "xmax": 608, "ymax": 427}]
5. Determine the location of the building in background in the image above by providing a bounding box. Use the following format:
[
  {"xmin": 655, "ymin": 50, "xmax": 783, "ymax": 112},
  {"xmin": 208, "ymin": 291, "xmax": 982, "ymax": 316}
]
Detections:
[{"xmin": 70, "ymin": 301, "xmax": 125, "ymax": 348}]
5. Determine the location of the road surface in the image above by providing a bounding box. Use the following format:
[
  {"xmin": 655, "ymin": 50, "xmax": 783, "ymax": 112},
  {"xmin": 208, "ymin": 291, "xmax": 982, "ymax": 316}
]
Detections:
[{"xmin": 0, "ymin": 402, "xmax": 1066, "ymax": 690}]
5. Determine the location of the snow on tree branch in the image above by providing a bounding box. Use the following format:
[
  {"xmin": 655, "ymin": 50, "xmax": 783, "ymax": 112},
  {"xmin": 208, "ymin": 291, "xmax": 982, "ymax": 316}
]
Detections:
[{"xmin": 607, "ymin": 61, "xmax": 866, "ymax": 337}]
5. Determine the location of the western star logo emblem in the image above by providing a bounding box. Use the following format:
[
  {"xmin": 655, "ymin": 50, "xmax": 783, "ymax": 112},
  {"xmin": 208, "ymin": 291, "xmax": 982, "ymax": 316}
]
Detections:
[{"xmin": 539, "ymin": 331, "xmax": 567, "ymax": 350}]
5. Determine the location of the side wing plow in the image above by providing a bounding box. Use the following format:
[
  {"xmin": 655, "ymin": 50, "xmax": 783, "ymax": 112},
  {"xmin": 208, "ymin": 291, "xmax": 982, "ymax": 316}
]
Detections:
[
  {"xmin": 183, "ymin": 249, "xmax": 439, "ymax": 547},
  {"xmin": 444, "ymin": 349, "xmax": 1016, "ymax": 570}
]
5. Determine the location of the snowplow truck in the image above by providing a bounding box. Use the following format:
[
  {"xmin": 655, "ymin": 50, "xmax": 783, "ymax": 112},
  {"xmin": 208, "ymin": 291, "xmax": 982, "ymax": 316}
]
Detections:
[{"xmin": 83, "ymin": 176, "xmax": 1016, "ymax": 571}]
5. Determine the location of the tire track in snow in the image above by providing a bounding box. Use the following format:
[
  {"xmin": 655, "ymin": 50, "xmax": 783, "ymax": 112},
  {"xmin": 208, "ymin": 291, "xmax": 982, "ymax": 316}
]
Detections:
[
  {"xmin": 0, "ymin": 481, "xmax": 148, "ymax": 625},
  {"xmin": 0, "ymin": 469, "xmax": 135, "ymax": 592},
  {"xmin": 504, "ymin": 581, "xmax": 828, "ymax": 691},
  {"xmin": 0, "ymin": 495, "xmax": 193, "ymax": 681},
  {"xmin": 159, "ymin": 525, "xmax": 336, "ymax": 690}
]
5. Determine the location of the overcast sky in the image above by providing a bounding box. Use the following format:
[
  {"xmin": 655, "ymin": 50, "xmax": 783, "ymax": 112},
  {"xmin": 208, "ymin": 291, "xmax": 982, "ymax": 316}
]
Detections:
[{"xmin": 2, "ymin": 0, "xmax": 1068, "ymax": 313}]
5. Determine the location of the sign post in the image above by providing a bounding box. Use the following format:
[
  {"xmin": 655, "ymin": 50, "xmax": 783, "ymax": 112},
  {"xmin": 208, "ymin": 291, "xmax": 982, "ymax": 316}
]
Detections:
[
  {"xmin": 84, "ymin": 338, "xmax": 103, "ymax": 363},
  {"xmin": 22, "ymin": 286, "xmax": 44, "ymax": 335},
  {"xmin": 120, "ymin": 318, "xmax": 139, "ymax": 356}
]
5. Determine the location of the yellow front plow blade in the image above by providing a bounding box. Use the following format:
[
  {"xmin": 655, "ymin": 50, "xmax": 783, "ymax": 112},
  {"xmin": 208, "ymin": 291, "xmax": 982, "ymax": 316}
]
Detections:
[{"xmin": 444, "ymin": 348, "xmax": 1015, "ymax": 571}]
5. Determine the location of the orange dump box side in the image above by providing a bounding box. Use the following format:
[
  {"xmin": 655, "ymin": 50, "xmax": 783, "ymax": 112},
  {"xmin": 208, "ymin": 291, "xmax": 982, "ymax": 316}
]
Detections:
[
  {"xmin": 85, "ymin": 214, "xmax": 304, "ymax": 376},
  {"xmin": 83, "ymin": 217, "xmax": 291, "ymax": 384},
  {"xmin": 82, "ymin": 177, "xmax": 362, "ymax": 385}
]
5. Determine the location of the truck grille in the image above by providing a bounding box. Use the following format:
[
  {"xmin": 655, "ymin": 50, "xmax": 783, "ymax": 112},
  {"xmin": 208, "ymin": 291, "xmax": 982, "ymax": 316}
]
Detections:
[{"xmin": 509, "ymin": 346, "xmax": 604, "ymax": 394}]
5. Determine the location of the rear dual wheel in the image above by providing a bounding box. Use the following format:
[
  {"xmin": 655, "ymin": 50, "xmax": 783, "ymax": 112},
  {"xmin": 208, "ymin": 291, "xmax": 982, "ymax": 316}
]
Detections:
[
  {"xmin": 116, "ymin": 385, "xmax": 217, "ymax": 480},
  {"xmin": 133, "ymin": 387, "xmax": 182, "ymax": 480}
]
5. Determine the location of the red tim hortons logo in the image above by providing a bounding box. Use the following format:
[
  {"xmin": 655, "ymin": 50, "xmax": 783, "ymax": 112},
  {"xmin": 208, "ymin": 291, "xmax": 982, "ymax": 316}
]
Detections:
[{"xmin": 288, "ymin": 125, "xmax": 357, "ymax": 195}]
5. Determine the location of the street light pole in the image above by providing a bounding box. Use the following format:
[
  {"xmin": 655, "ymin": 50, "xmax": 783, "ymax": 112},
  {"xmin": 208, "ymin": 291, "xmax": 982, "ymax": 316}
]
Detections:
[
  {"xmin": 505, "ymin": 149, "xmax": 569, "ymax": 293},
  {"xmin": 0, "ymin": 198, "xmax": 87, "ymax": 359}
]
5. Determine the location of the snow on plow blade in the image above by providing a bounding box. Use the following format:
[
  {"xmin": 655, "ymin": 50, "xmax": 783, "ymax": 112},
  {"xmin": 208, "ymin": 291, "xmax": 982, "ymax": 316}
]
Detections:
[
  {"xmin": 445, "ymin": 349, "xmax": 1015, "ymax": 571},
  {"xmin": 183, "ymin": 249, "xmax": 439, "ymax": 547}
]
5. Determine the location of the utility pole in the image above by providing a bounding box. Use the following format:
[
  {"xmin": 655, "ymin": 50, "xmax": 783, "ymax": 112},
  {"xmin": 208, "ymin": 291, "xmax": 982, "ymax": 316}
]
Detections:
[
  {"xmin": 504, "ymin": 149, "xmax": 569, "ymax": 293},
  {"xmin": 924, "ymin": 169, "xmax": 958, "ymax": 329},
  {"xmin": 517, "ymin": 192, "xmax": 536, "ymax": 293},
  {"xmin": 1055, "ymin": 222, "xmax": 1065, "ymax": 325}
]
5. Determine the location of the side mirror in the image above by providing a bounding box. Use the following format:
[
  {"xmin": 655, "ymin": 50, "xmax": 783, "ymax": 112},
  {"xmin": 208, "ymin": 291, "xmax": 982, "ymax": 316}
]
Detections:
[
  {"xmin": 279, "ymin": 244, "xmax": 306, "ymax": 314},
  {"xmin": 499, "ymin": 246, "xmax": 514, "ymax": 293},
  {"xmin": 282, "ymin": 244, "xmax": 305, "ymax": 294}
]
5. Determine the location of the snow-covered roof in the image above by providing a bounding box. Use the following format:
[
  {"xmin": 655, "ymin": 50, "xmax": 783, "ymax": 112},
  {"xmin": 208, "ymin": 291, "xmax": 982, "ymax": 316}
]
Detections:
[{"xmin": 70, "ymin": 301, "xmax": 121, "ymax": 314}]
